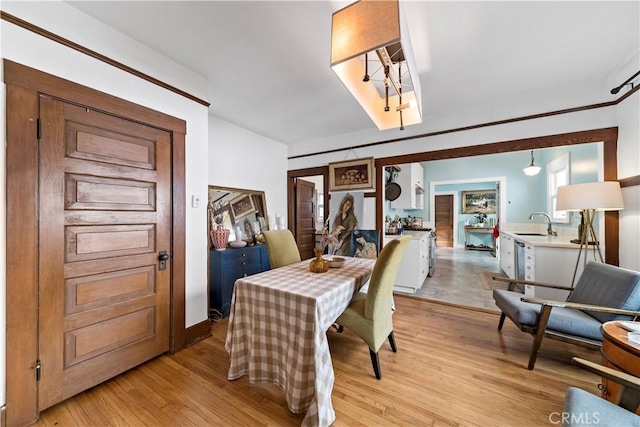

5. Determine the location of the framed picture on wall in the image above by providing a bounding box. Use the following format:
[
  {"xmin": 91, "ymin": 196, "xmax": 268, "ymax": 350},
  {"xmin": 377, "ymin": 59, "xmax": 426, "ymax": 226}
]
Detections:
[
  {"xmin": 229, "ymin": 194, "xmax": 256, "ymax": 220},
  {"xmin": 461, "ymin": 190, "xmax": 497, "ymax": 214},
  {"xmin": 328, "ymin": 157, "xmax": 375, "ymax": 192}
]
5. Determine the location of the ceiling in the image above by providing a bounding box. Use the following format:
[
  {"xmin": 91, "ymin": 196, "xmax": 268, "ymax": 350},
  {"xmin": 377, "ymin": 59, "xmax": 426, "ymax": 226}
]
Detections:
[{"xmin": 65, "ymin": 1, "xmax": 639, "ymax": 147}]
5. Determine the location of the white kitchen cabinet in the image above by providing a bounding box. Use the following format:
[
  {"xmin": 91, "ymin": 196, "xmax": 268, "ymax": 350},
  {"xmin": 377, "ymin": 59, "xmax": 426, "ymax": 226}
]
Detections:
[
  {"xmin": 390, "ymin": 163, "xmax": 424, "ymax": 210},
  {"xmin": 392, "ymin": 232, "xmax": 429, "ymax": 293},
  {"xmin": 499, "ymin": 234, "xmax": 515, "ymax": 278},
  {"xmin": 522, "ymin": 245, "xmax": 584, "ymax": 301},
  {"xmin": 500, "ymin": 231, "xmax": 584, "ymax": 300}
]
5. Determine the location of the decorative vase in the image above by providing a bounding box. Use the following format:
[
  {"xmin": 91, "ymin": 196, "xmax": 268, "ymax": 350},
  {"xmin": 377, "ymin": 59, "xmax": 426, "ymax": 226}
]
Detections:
[
  {"xmin": 309, "ymin": 248, "xmax": 329, "ymax": 273},
  {"xmin": 211, "ymin": 225, "xmax": 230, "ymax": 251}
]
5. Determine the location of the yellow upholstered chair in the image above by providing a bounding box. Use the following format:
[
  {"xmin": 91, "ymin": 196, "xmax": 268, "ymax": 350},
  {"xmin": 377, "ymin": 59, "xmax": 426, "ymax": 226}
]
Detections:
[
  {"xmin": 262, "ymin": 229, "xmax": 301, "ymax": 269},
  {"xmin": 336, "ymin": 235, "xmax": 411, "ymax": 379}
]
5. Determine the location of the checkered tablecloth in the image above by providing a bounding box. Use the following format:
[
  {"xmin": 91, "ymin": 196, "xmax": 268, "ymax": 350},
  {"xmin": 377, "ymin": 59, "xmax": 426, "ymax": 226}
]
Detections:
[{"xmin": 225, "ymin": 256, "xmax": 375, "ymax": 427}]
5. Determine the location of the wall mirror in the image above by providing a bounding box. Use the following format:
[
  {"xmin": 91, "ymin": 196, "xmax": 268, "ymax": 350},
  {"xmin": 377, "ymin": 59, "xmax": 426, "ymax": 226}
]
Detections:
[{"xmin": 208, "ymin": 185, "xmax": 269, "ymax": 245}]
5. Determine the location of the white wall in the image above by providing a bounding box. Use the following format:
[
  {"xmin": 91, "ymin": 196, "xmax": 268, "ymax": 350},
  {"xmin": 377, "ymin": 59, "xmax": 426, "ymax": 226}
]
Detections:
[
  {"xmin": 1, "ymin": 0, "xmax": 211, "ymax": 408},
  {"xmin": 208, "ymin": 116, "xmax": 288, "ymax": 231}
]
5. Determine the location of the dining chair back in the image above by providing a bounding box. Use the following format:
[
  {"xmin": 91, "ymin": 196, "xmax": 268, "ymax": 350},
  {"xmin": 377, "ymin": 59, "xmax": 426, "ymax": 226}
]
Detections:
[
  {"xmin": 335, "ymin": 235, "xmax": 411, "ymax": 379},
  {"xmin": 262, "ymin": 229, "xmax": 301, "ymax": 268}
]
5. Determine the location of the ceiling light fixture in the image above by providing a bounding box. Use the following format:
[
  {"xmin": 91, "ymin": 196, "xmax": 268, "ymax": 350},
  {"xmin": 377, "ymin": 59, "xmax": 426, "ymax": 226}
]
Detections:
[
  {"xmin": 330, "ymin": 0, "xmax": 422, "ymax": 131},
  {"xmin": 523, "ymin": 151, "xmax": 541, "ymax": 176}
]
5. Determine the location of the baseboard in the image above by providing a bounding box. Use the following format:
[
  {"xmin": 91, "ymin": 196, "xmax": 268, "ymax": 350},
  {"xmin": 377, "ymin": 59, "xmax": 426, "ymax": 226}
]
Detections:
[
  {"xmin": 394, "ymin": 293, "xmax": 501, "ymax": 315},
  {"xmin": 1, "ymin": 404, "xmax": 6, "ymax": 427},
  {"xmin": 185, "ymin": 320, "xmax": 212, "ymax": 347}
]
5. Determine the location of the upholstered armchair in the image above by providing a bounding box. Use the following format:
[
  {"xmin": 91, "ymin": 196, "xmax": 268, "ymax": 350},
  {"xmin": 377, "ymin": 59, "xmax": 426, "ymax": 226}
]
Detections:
[
  {"xmin": 335, "ymin": 235, "xmax": 411, "ymax": 379},
  {"xmin": 262, "ymin": 229, "xmax": 301, "ymax": 268},
  {"xmin": 563, "ymin": 357, "xmax": 640, "ymax": 426},
  {"xmin": 492, "ymin": 262, "xmax": 640, "ymax": 370}
]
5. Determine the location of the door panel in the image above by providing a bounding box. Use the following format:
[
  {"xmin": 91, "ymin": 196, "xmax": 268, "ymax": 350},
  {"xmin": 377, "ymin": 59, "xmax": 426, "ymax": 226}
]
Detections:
[
  {"xmin": 295, "ymin": 179, "xmax": 316, "ymax": 260},
  {"xmin": 435, "ymin": 195, "xmax": 454, "ymax": 247},
  {"xmin": 38, "ymin": 97, "xmax": 171, "ymax": 410}
]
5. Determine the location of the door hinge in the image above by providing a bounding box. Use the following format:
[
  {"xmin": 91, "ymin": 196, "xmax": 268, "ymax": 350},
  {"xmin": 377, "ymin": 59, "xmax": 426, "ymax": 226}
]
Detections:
[
  {"xmin": 35, "ymin": 359, "xmax": 42, "ymax": 381},
  {"xmin": 36, "ymin": 118, "xmax": 41, "ymax": 140}
]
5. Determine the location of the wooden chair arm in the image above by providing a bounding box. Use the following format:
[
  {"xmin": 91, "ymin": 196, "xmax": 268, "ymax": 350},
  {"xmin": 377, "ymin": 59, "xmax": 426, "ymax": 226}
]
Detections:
[
  {"xmin": 521, "ymin": 297, "xmax": 640, "ymax": 317},
  {"xmin": 572, "ymin": 357, "xmax": 640, "ymax": 391},
  {"xmin": 491, "ymin": 276, "xmax": 573, "ymax": 291}
]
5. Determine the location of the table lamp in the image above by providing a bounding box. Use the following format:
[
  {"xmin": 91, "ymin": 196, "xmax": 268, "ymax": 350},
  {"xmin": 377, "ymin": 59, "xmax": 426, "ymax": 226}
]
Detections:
[{"xmin": 556, "ymin": 181, "xmax": 624, "ymax": 287}]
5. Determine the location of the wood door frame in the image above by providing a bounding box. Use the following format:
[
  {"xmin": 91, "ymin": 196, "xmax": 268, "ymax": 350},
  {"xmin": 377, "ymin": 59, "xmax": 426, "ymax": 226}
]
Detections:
[
  {"xmin": 287, "ymin": 167, "xmax": 329, "ymax": 237},
  {"xmin": 4, "ymin": 59, "xmax": 187, "ymax": 426},
  {"xmin": 373, "ymin": 128, "xmax": 620, "ymax": 264}
]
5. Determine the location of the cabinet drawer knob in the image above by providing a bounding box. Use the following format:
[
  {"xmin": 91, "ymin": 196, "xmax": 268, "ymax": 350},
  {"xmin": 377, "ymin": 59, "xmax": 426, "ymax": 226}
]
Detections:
[
  {"xmin": 242, "ymin": 262, "xmax": 246, "ymax": 266},
  {"xmin": 242, "ymin": 253, "xmax": 246, "ymax": 257},
  {"xmin": 243, "ymin": 273, "xmax": 248, "ymax": 277}
]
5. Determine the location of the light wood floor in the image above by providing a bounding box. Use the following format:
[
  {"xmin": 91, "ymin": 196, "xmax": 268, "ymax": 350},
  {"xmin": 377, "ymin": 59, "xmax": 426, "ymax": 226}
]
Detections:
[{"xmin": 35, "ymin": 297, "xmax": 602, "ymax": 427}]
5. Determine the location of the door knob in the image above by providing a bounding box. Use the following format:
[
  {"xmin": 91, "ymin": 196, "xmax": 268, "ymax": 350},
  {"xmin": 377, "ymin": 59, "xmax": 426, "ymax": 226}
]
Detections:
[{"xmin": 158, "ymin": 251, "xmax": 169, "ymax": 270}]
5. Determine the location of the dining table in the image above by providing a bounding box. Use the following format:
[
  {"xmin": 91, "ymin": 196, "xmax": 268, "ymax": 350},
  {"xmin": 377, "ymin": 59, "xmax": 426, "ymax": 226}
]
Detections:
[{"xmin": 224, "ymin": 255, "xmax": 376, "ymax": 427}]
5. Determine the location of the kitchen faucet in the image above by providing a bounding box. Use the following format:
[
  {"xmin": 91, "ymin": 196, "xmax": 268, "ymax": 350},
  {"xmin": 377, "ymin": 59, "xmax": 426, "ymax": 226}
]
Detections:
[{"xmin": 529, "ymin": 212, "xmax": 557, "ymax": 236}]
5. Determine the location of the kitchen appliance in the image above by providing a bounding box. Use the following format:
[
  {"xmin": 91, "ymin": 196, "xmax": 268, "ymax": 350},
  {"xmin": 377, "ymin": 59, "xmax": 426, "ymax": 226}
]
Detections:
[
  {"xmin": 515, "ymin": 240, "xmax": 526, "ymax": 281},
  {"xmin": 427, "ymin": 229, "xmax": 436, "ymax": 277}
]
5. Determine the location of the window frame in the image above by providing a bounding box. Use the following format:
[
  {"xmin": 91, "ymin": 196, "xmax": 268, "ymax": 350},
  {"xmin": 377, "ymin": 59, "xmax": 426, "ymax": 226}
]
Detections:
[{"xmin": 547, "ymin": 153, "xmax": 571, "ymax": 223}]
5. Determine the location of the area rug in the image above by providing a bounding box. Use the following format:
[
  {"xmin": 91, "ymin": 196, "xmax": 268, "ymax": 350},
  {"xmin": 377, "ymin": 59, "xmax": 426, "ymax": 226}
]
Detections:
[{"xmin": 478, "ymin": 271, "xmax": 511, "ymax": 291}]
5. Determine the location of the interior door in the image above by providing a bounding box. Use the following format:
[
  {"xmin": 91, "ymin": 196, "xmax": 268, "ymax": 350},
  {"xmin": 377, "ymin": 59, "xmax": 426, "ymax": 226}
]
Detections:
[
  {"xmin": 295, "ymin": 178, "xmax": 316, "ymax": 260},
  {"xmin": 38, "ymin": 96, "xmax": 171, "ymax": 409},
  {"xmin": 435, "ymin": 195, "xmax": 454, "ymax": 247}
]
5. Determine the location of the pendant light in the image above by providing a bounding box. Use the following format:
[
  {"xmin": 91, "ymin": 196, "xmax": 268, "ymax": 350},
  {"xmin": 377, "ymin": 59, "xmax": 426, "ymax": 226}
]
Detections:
[
  {"xmin": 523, "ymin": 151, "xmax": 541, "ymax": 176},
  {"xmin": 330, "ymin": 0, "xmax": 422, "ymax": 131}
]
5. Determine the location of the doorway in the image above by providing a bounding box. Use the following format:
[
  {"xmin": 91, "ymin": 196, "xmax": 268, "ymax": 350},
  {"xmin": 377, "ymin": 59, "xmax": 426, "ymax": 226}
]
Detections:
[
  {"xmin": 295, "ymin": 178, "xmax": 317, "ymax": 260},
  {"xmin": 287, "ymin": 168, "xmax": 329, "ymax": 256},
  {"xmin": 429, "ymin": 176, "xmax": 506, "ymax": 249}
]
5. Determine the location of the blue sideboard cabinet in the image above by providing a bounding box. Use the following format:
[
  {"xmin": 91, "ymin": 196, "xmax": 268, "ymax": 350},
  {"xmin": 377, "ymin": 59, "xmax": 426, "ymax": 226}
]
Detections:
[{"xmin": 209, "ymin": 244, "xmax": 271, "ymax": 318}]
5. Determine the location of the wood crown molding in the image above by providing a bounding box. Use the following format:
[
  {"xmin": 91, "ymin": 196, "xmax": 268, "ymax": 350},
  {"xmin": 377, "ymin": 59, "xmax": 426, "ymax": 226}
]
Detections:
[
  {"xmin": 620, "ymin": 175, "xmax": 640, "ymax": 188},
  {"xmin": 0, "ymin": 11, "xmax": 210, "ymax": 108},
  {"xmin": 288, "ymin": 86, "xmax": 639, "ymax": 161}
]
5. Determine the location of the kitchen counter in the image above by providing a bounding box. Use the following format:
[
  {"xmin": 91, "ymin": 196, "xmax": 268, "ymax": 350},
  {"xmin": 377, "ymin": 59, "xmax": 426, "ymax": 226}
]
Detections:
[
  {"xmin": 384, "ymin": 230, "xmax": 434, "ymax": 293},
  {"xmin": 385, "ymin": 230, "xmax": 431, "ymax": 241},
  {"xmin": 500, "ymin": 230, "xmax": 581, "ymax": 249},
  {"xmin": 499, "ymin": 228, "xmax": 584, "ymax": 301}
]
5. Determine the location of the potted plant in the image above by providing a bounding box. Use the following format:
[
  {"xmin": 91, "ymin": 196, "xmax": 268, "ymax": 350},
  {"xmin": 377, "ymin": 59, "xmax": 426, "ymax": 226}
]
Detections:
[{"xmin": 474, "ymin": 213, "xmax": 488, "ymax": 226}]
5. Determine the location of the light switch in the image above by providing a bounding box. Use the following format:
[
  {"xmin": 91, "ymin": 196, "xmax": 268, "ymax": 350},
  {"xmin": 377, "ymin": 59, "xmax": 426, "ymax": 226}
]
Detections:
[{"xmin": 191, "ymin": 195, "xmax": 201, "ymax": 208}]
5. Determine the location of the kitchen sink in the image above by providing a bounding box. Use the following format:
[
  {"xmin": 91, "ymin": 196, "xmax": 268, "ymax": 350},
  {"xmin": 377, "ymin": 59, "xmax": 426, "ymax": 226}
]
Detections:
[{"xmin": 514, "ymin": 232, "xmax": 547, "ymax": 236}]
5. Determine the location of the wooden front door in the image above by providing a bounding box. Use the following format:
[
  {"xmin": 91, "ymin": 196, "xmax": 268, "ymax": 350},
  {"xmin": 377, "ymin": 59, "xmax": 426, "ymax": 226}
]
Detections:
[
  {"xmin": 435, "ymin": 195, "xmax": 454, "ymax": 247},
  {"xmin": 295, "ymin": 179, "xmax": 316, "ymax": 260},
  {"xmin": 37, "ymin": 97, "xmax": 172, "ymax": 409}
]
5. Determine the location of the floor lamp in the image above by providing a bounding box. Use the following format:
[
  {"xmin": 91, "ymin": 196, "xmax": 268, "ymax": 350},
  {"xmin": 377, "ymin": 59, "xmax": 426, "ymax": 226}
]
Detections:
[{"xmin": 556, "ymin": 181, "xmax": 624, "ymax": 288}]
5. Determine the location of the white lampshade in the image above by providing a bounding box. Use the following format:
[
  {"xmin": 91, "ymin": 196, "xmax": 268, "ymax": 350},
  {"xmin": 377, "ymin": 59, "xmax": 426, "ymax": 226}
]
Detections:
[
  {"xmin": 556, "ymin": 181, "xmax": 624, "ymax": 211},
  {"xmin": 331, "ymin": 0, "xmax": 422, "ymax": 131}
]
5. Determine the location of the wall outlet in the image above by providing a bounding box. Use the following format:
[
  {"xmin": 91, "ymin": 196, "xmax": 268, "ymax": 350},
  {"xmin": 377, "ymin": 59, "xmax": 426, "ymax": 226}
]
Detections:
[{"xmin": 191, "ymin": 195, "xmax": 201, "ymax": 208}]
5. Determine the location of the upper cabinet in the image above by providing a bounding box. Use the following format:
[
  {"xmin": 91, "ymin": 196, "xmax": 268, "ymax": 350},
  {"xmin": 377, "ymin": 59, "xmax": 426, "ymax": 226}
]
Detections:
[{"xmin": 390, "ymin": 163, "xmax": 424, "ymax": 210}]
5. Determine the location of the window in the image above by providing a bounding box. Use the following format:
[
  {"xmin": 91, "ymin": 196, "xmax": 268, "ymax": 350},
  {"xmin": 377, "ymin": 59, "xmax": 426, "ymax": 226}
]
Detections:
[
  {"xmin": 547, "ymin": 153, "xmax": 570, "ymax": 223},
  {"xmin": 317, "ymin": 191, "xmax": 324, "ymax": 223}
]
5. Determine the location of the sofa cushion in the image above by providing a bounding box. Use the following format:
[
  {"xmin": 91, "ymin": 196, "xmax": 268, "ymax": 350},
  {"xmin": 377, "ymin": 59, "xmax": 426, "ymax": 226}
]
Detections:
[
  {"xmin": 568, "ymin": 262, "xmax": 640, "ymax": 324},
  {"xmin": 493, "ymin": 290, "xmax": 603, "ymax": 341}
]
